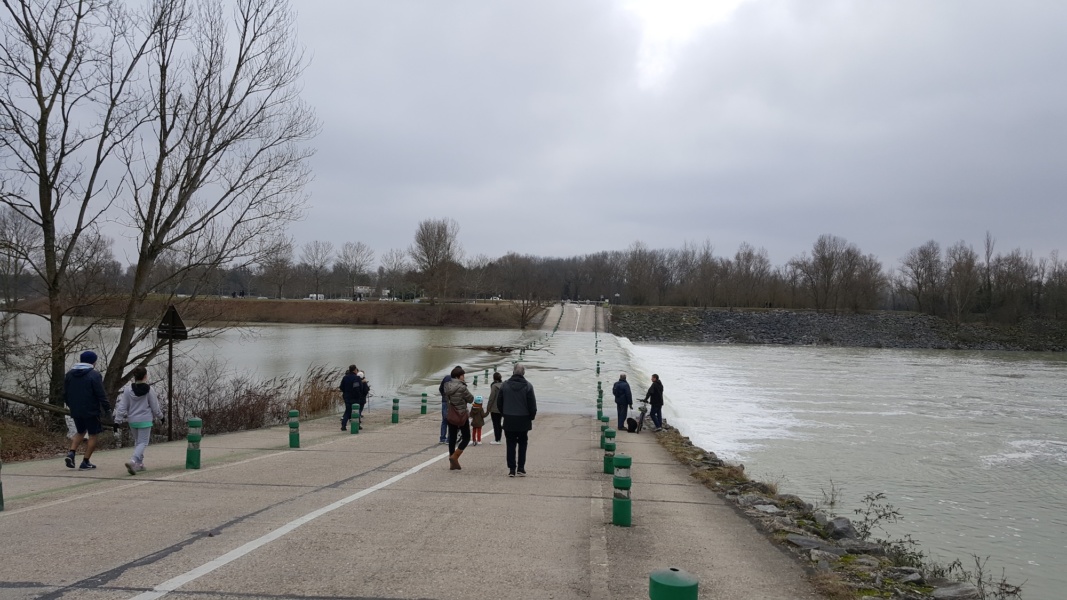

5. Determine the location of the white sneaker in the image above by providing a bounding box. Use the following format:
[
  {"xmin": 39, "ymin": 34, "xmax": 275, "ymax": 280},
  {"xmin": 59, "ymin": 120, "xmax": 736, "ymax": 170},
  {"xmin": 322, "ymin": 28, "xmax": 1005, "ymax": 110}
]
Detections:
[{"xmin": 489, "ymin": 441, "xmax": 501, "ymax": 445}]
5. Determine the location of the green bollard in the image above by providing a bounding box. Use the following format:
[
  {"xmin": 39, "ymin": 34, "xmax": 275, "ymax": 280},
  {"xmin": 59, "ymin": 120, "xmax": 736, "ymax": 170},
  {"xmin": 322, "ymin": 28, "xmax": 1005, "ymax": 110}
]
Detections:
[
  {"xmin": 288, "ymin": 410, "xmax": 300, "ymax": 448},
  {"xmin": 613, "ymin": 453, "xmax": 632, "ymax": 527},
  {"xmin": 484, "ymin": 368, "xmax": 488, "ymax": 380},
  {"xmin": 421, "ymin": 392, "xmax": 427, "ymax": 415},
  {"xmin": 473, "ymin": 375, "xmax": 478, "ymax": 386},
  {"xmin": 600, "ymin": 417, "xmax": 609, "ymax": 448},
  {"xmin": 350, "ymin": 408, "xmax": 360, "ymax": 434},
  {"xmin": 649, "ymin": 567, "xmax": 698, "ymax": 599},
  {"xmin": 391, "ymin": 398, "xmax": 399, "ymax": 423},
  {"xmin": 186, "ymin": 418, "xmax": 203, "ymax": 469}
]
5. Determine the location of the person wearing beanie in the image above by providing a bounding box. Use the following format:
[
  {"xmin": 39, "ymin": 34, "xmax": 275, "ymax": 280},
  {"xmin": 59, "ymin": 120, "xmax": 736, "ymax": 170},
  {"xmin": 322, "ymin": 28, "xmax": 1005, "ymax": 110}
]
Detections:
[
  {"xmin": 469, "ymin": 395, "xmax": 487, "ymax": 446},
  {"xmin": 498, "ymin": 363, "xmax": 537, "ymax": 477},
  {"xmin": 354, "ymin": 371, "xmax": 370, "ymax": 416},
  {"xmin": 62, "ymin": 350, "xmax": 109, "ymax": 470},
  {"xmin": 113, "ymin": 366, "xmax": 164, "ymax": 474}
]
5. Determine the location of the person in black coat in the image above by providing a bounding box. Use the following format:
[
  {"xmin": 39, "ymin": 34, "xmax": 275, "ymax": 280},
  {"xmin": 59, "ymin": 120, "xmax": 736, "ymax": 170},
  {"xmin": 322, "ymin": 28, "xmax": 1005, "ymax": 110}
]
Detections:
[
  {"xmin": 63, "ymin": 350, "xmax": 109, "ymax": 470},
  {"xmin": 611, "ymin": 374, "xmax": 632, "ymax": 431},
  {"xmin": 338, "ymin": 365, "xmax": 363, "ymax": 431},
  {"xmin": 644, "ymin": 374, "xmax": 665, "ymax": 431},
  {"xmin": 498, "ymin": 363, "xmax": 537, "ymax": 477}
]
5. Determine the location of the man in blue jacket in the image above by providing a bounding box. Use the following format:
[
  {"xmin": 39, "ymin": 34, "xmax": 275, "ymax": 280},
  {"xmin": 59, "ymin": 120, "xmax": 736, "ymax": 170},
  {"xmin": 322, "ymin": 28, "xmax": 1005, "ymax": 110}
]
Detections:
[
  {"xmin": 612, "ymin": 373, "xmax": 632, "ymax": 431},
  {"xmin": 63, "ymin": 350, "xmax": 110, "ymax": 470}
]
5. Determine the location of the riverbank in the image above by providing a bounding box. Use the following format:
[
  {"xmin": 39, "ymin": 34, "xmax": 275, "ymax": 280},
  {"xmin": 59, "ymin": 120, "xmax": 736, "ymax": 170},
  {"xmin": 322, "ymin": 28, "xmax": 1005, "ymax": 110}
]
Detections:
[
  {"xmin": 653, "ymin": 426, "xmax": 1011, "ymax": 600},
  {"xmin": 16, "ymin": 295, "xmax": 533, "ymax": 328},
  {"xmin": 610, "ymin": 306, "xmax": 1067, "ymax": 351}
]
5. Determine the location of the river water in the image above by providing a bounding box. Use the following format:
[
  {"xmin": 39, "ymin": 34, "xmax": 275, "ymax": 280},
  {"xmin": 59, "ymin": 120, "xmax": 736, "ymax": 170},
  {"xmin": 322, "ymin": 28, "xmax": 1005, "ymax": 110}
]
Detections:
[{"xmin": 3, "ymin": 316, "xmax": 1063, "ymax": 597}]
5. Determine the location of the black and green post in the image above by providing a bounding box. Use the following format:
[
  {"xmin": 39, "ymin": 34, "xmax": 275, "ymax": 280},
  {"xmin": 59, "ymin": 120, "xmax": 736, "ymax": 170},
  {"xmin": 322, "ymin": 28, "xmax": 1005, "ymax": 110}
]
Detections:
[
  {"xmin": 186, "ymin": 418, "xmax": 203, "ymax": 469},
  {"xmin": 392, "ymin": 398, "xmax": 399, "ymax": 423},
  {"xmin": 288, "ymin": 410, "xmax": 300, "ymax": 448},
  {"xmin": 613, "ymin": 453, "xmax": 632, "ymax": 527},
  {"xmin": 649, "ymin": 567, "xmax": 698, "ymax": 599}
]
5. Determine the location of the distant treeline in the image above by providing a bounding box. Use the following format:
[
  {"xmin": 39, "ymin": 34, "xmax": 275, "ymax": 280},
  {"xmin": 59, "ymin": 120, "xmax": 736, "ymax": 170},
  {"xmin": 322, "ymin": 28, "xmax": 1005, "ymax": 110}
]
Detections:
[{"xmin": 3, "ymin": 219, "xmax": 1063, "ymax": 326}]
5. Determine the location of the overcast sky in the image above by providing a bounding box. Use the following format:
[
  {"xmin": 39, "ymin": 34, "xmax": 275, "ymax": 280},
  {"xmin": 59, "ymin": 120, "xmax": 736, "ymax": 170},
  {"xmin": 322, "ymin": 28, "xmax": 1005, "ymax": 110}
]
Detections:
[{"xmin": 287, "ymin": 0, "xmax": 1066, "ymax": 268}]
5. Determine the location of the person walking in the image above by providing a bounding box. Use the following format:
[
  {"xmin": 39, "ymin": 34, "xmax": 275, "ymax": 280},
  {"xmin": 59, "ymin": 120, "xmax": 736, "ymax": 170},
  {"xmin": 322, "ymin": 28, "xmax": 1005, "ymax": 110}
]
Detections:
[
  {"xmin": 469, "ymin": 396, "xmax": 486, "ymax": 446},
  {"xmin": 443, "ymin": 366, "xmax": 475, "ymax": 470},
  {"xmin": 438, "ymin": 368, "xmax": 457, "ymax": 444},
  {"xmin": 644, "ymin": 373, "xmax": 665, "ymax": 431},
  {"xmin": 498, "ymin": 363, "xmax": 537, "ymax": 477},
  {"xmin": 486, "ymin": 372, "xmax": 503, "ymax": 444},
  {"xmin": 113, "ymin": 366, "xmax": 164, "ymax": 475},
  {"xmin": 612, "ymin": 373, "xmax": 632, "ymax": 431},
  {"xmin": 62, "ymin": 350, "xmax": 109, "ymax": 470},
  {"xmin": 338, "ymin": 365, "xmax": 362, "ymax": 431},
  {"xmin": 354, "ymin": 371, "xmax": 370, "ymax": 417}
]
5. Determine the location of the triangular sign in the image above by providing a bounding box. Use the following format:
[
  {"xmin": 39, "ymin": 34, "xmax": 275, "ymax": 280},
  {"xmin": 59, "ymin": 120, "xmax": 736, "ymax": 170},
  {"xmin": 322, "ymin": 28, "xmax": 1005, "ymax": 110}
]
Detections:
[{"xmin": 157, "ymin": 305, "xmax": 189, "ymax": 341}]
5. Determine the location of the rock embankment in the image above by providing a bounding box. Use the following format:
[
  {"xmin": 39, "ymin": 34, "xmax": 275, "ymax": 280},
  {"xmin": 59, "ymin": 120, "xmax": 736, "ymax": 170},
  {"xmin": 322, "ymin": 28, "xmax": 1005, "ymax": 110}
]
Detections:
[
  {"xmin": 610, "ymin": 307, "xmax": 1067, "ymax": 351},
  {"xmin": 660, "ymin": 428, "xmax": 997, "ymax": 600}
]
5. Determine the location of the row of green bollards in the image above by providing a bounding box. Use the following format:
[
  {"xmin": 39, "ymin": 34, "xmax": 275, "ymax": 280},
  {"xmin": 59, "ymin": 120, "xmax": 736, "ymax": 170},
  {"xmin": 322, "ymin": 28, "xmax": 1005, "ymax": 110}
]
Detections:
[{"xmin": 591, "ymin": 354, "xmax": 699, "ymax": 599}]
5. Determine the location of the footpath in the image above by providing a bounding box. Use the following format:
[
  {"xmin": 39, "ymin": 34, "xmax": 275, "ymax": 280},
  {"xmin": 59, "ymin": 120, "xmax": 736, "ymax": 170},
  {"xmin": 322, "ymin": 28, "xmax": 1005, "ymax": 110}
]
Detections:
[{"xmin": 0, "ymin": 400, "xmax": 821, "ymax": 600}]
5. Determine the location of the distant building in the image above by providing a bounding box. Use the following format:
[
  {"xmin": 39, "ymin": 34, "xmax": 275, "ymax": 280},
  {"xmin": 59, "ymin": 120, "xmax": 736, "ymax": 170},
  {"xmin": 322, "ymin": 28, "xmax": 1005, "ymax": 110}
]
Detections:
[{"xmin": 353, "ymin": 285, "xmax": 388, "ymax": 300}]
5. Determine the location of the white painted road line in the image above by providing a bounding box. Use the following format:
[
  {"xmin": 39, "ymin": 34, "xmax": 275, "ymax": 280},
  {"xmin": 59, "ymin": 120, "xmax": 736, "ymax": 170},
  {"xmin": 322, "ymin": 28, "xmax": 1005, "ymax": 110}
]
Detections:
[{"xmin": 128, "ymin": 450, "xmax": 449, "ymax": 600}]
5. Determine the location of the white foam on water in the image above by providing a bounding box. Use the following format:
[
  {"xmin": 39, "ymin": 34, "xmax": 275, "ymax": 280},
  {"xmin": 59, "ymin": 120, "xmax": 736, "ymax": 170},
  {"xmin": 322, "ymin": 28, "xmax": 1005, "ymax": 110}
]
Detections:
[
  {"xmin": 981, "ymin": 439, "xmax": 1067, "ymax": 466},
  {"xmin": 621, "ymin": 339, "xmax": 803, "ymax": 461}
]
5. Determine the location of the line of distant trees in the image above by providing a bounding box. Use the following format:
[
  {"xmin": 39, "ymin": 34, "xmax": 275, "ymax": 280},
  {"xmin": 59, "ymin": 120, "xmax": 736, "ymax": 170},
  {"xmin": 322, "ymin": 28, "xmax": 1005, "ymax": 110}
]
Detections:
[{"xmin": 6, "ymin": 205, "xmax": 1063, "ymax": 328}]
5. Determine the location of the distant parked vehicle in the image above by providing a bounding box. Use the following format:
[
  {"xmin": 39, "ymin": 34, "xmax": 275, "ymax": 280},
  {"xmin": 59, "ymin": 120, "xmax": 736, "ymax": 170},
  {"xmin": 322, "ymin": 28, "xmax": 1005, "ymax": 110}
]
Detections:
[{"xmin": 306, "ymin": 294, "xmax": 325, "ymax": 300}]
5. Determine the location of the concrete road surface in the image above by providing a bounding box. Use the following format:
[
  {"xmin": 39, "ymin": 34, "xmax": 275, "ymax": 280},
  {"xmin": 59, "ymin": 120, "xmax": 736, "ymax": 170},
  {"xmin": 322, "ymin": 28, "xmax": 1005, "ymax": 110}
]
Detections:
[
  {"xmin": 542, "ymin": 302, "xmax": 605, "ymax": 333},
  {"xmin": 1, "ymin": 401, "xmax": 819, "ymax": 599}
]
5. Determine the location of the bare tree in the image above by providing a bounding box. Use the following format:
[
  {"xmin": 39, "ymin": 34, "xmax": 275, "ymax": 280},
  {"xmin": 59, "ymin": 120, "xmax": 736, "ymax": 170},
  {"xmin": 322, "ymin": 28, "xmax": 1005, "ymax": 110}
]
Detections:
[
  {"xmin": 379, "ymin": 248, "xmax": 410, "ymax": 299},
  {"xmin": 899, "ymin": 240, "xmax": 943, "ymax": 314},
  {"xmin": 103, "ymin": 0, "xmax": 317, "ymax": 395},
  {"xmin": 300, "ymin": 241, "xmax": 334, "ymax": 297},
  {"xmin": 409, "ymin": 218, "xmax": 462, "ymax": 302},
  {"xmin": 0, "ymin": 0, "xmax": 161, "ymax": 405},
  {"xmin": 336, "ymin": 241, "xmax": 374, "ymax": 297},
  {"xmin": 257, "ymin": 237, "xmax": 296, "ymax": 298},
  {"xmin": 463, "ymin": 254, "xmax": 490, "ymax": 300},
  {"xmin": 791, "ymin": 234, "xmax": 862, "ymax": 313},
  {"xmin": 497, "ymin": 253, "xmax": 549, "ymax": 328},
  {"xmin": 732, "ymin": 242, "xmax": 771, "ymax": 307},
  {"xmin": 944, "ymin": 241, "xmax": 980, "ymax": 326},
  {"xmin": 0, "ymin": 0, "xmax": 317, "ymax": 402},
  {"xmin": 0, "ymin": 206, "xmax": 39, "ymax": 306}
]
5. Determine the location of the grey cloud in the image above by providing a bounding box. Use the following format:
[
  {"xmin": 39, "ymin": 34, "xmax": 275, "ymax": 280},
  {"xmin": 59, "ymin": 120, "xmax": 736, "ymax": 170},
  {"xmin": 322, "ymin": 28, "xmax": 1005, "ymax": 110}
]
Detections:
[{"xmin": 290, "ymin": 0, "xmax": 1066, "ymax": 269}]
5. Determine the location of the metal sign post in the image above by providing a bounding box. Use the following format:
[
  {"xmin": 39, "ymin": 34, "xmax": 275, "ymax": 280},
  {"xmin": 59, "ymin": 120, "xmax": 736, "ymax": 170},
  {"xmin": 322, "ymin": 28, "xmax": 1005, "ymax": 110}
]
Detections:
[{"xmin": 157, "ymin": 305, "xmax": 189, "ymax": 441}]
